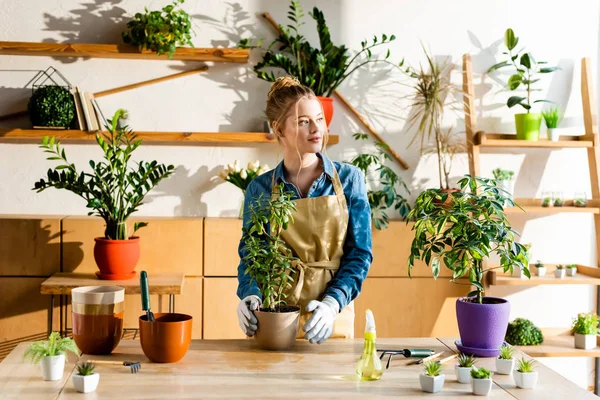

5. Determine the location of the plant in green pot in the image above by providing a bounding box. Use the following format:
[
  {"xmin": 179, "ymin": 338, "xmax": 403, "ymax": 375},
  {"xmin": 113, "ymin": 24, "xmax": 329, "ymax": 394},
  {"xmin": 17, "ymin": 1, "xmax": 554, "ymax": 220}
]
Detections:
[
  {"xmin": 572, "ymin": 312, "xmax": 599, "ymax": 350},
  {"xmin": 23, "ymin": 332, "xmax": 80, "ymax": 381},
  {"xmin": 408, "ymin": 175, "xmax": 530, "ymax": 357},
  {"xmin": 487, "ymin": 28, "xmax": 558, "ymax": 141},
  {"xmin": 33, "ymin": 109, "xmax": 175, "ymax": 280}
]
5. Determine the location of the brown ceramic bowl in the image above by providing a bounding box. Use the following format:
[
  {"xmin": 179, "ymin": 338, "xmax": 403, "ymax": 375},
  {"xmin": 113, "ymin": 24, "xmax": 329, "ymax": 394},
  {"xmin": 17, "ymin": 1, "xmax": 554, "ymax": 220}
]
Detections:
[{"xmin": 139, "ymin": 313, "xmax": 193, "ymax": 363}]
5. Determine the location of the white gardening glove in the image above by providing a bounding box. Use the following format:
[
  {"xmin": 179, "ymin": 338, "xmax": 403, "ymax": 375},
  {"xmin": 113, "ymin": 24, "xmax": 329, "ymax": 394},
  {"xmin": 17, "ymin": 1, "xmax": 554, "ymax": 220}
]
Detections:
[
  {"xmin": 302, "ymin": 295, "xmax": 340, "ymax": 344},
  {"xmin": 237, "ymin": 295, "xmax": 262, "ymax": 336}
]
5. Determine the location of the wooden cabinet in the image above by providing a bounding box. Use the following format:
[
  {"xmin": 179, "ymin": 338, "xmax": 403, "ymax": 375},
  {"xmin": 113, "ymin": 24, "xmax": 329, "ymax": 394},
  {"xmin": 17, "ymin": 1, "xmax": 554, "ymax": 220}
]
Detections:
[
  {"xmin": 204, "ymin": 218, "xmax": 242, "ymax": 277},
  {"xmin": 176, "ymin": 277, "xmax": 203, "ymax": 339},
  {"xmin": 203, "ymin": 278, "xmax": 246, "ymax": 339}
]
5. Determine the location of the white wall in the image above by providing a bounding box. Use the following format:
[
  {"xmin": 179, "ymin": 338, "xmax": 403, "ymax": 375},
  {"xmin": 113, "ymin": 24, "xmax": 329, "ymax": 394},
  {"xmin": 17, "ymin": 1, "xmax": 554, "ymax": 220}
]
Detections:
[{"xmin": 1, "ymin": 0, "xmax": 598, "ymax": 388}]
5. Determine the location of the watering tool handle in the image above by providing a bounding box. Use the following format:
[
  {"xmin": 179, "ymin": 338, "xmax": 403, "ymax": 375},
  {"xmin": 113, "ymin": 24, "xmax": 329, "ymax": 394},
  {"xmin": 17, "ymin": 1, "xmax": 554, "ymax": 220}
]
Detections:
[
  {"xmin": 406, "ymin": 349, "xmax": 435, "ymax": 358},
  {"xmin": 140, "ymin": 270, "xmax": 151, "ymax": 312}
]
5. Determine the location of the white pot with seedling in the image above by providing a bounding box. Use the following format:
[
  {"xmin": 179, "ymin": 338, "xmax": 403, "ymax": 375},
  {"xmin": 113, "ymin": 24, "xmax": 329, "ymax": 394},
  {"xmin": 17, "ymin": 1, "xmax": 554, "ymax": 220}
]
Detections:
[
  {"xmin": 495, "ymin": 345, "xmax": 515, "ymax": 375},
  {"xmin": 534, "ymin": 261, "xmax": 546, "ymax": 277},
  {"xmin": 573, "ymin": 312, "xmax": 599, "ymax": 350},
  {"xmin": 566, "ymin": 264, "xmax": 577, "ymax": 277},
  {"xmin": 542, "ymin": 107, "xmax": 560, "ymax": 142},
  {"xmin": 23, "ymin": 332, "xmax": 80, "ymax": 381},
  {"xmin": 72, "ymin": 361, "xmax": 99, "ymax": 393},
  {"xmin": 471, "ymin": 366, "xmax": 493, "ymax": 396},
  {"xmin": 455, "ymin": 353, "xmax": 475, "ymax": 384},
  {"xmin": 554, "ymin": 265, "xmax": 565, "ymax": 279},
  {"xmin": 514, "ymin": 357, "xmax": 538, "ymax": 389},
  {"xmin": 419, "ymin": 360, "xmax": 445, "ymax": 393}
]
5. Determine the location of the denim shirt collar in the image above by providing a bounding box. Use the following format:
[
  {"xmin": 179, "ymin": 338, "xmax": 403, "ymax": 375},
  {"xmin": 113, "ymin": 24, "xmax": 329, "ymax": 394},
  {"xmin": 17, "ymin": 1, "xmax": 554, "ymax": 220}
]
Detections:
[{"xmin": 273, "ymin": 153, "xmax": 334, "ymax": 184}]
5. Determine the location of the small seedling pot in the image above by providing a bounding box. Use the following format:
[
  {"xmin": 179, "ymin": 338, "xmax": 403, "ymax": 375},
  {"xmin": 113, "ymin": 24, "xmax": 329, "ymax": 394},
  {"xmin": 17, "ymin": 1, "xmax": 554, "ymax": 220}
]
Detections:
[
  {"xmin": 514, "ymin": 371, "xmax": 538, "ymax": 389},
  {"xmin": 40, "ymin": 354, "xmax": 65, "ymax": 381},
  {"xmin": 574, "ymin": 333, "xmax": 597, "ymax": 350},
  {"xmin": 72, "ymin": 373, "xmax": 100, "ymax": 393},
  {"xmin": 566, "ymin": 267, "xmax": 577, "ymax": 277},
  {"xmin": 495, "ymin": 358, "xmax": 514, "ymax": 375},
  {"xmin": 419, "ymin": 373, "xmax": 445, "ymax": 393},
  {"xmin": 536, "ymin": 266, "xmax": 546, "ymax": 277},
  {"xmin": 455, "ymin": 365, "xmax": 472, "ymax": 384},
  {"xmin": 554, "ymin": 269, "xmax": 565, "ymax": 279},
  {"xmin": 471, "ymin": 378, "xmax": 492, "ymax": 396}
]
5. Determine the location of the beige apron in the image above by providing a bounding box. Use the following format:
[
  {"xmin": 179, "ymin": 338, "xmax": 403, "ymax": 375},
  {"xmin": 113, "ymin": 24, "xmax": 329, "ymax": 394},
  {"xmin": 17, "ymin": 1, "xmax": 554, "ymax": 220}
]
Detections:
[{"xmin": 272, "ymin": 165, "xmax": 355, "ymax": 339}]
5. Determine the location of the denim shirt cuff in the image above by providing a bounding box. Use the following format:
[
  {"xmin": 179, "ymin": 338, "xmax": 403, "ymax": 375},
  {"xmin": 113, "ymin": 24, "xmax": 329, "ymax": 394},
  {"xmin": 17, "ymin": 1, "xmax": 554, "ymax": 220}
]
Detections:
[{"xmin": 324, "ymin": 288, "xmax": 346, "ymax": 311}]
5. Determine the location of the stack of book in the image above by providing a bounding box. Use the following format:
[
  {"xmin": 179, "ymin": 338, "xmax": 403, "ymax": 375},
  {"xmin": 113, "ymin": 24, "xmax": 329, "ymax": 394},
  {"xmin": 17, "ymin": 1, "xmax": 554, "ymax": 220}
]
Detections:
[{"xmin": 71, "ymin": 87, "xmax": 107, "ymax": 131}]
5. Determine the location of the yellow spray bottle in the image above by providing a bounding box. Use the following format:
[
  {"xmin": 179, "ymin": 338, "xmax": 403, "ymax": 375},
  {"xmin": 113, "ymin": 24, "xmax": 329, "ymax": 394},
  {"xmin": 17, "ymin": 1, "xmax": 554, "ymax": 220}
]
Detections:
[{"xmin": 356, "ymin": 309, "xmax": 383, "ymax": 381}]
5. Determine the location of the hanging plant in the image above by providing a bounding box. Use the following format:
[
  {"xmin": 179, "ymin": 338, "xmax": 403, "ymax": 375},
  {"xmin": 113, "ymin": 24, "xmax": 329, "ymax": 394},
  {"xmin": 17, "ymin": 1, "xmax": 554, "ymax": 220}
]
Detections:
[{"xmin": 28, "ymin": 86, "xmax": 75, "ymax": 128}]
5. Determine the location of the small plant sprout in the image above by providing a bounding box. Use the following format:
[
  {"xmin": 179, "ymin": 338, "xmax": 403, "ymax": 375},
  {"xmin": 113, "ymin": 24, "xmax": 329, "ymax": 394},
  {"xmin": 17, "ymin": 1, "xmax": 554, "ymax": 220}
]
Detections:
[
  {"xmin": 457, "ymin": 353, "xmax": 476, "ymax": 368},
  {"xmin": 424, "ymin": 360, "xmax": 443, "ymax": 377},
  {"xmin": 498, "ymin": 345, "xmax": 514, "ymax": 360},
  {"xmin": 470, "ymin": 366, "xmax": 492, "ymax": 379},
  {"xmin": 542, "ymin": 107, "xmax": 560, "ymax": 129},
  {"xmin": 76, "ymin": 362, "xmax": 96, "ymax": 376},
  {"xmin": 516, "ymin": 357, "xmax": 536, "ymax": 373}
]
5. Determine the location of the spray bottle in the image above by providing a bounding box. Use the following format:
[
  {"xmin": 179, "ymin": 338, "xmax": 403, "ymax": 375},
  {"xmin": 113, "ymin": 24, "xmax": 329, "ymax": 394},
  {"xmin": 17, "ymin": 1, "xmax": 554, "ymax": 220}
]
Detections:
[{"xmin": 356, "ymin": 309, "xmax": 383, "ymax": 381}]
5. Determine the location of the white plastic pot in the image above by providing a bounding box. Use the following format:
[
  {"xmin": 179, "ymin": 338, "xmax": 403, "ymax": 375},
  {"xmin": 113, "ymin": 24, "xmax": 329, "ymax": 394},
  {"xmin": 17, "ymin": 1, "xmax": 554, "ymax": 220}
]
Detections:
[
  {"xmin": 554, "ymin": 269, "xmax": 565, "ymax": 279},
  {"xmin": 419, "ymin": 373, "xmax": 445, "ymax": 393},
  {"xmin": 72, "ymin": 373, "xmax": 100, "ymax": 393},
  {"xmin": 471, "ymin": 378, "xmax": 492, "ymax": 396},
  {"xmin": 575, "ymin": 333, "xmax": 597, "ymax": 350},
  {"xmin": 40, "ymin": 354, "xmax": 65, "ymax": 381},
  {"xmin": 536, "ymin": 266, "xmax": 546, "ymax": 277},
  {"xmin": 455, "ymin": 365, "xmax": 472, "ymax": 384},
  {"xmin": 495, "ymin": 358, "xmax": 514, "ymax": 375},
  {"xmin": 567, "ymin": 267, "xmax": 577, "ymax": 277},
  {"xmin": 514, "ymin": 371, "xmax": 538, "ymax": 389},
  {"xmin": 547, "ymin": 128, "xmax": 559, "ymax": 142}
]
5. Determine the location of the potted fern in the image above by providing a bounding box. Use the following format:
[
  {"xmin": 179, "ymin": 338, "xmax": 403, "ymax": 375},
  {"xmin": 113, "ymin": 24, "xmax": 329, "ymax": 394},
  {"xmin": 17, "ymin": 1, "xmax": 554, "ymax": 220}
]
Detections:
[
  {"xmin": 72, "ymin": 361, "xmax": 99, "ymax": 393},
  {"xmin": 419, "ymin": 360, "xmax": 445, "ymax": 393},
  {"xmin": 514, "ymin": 357, "xmax": 538, "ymax": 389},
  {"xmin": 455, "ymin": 353, "xmax": 475, "ymax": 384},
  {"xmin": 33, "ymin": 109, "xmax": 175, "ymax": 280},
  {"xmin": 470, "ymin": 367, "xmax": 493, "ymax": 396},
  {"xmin": 495, "ymin": 345, "xmax": 514, "ymax": 375},
  {"xmin": 23, "ymin": 332, "xmax": 79, "ymax": 381},
  {"xmin": 572, "ymin": 312, "xmax": 599, "ymax": 350}
]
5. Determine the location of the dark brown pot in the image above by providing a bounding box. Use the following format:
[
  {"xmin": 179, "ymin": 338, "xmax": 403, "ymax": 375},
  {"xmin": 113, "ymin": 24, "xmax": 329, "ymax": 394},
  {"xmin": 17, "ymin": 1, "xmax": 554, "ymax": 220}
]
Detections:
[
  {"xmin": 254, "ymin": 307, "xmax": 300, "ymax": 351},
  {"xmin": 139, "ymin": 313, "xmax": 193, "ymax": 363}
]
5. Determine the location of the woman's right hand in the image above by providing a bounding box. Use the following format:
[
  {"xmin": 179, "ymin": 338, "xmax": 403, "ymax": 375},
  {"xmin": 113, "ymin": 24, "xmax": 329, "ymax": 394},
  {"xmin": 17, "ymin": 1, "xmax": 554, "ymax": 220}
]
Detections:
[{"xmin": 236, "ymin": 295, "xmax": 262, "ymax": 336}]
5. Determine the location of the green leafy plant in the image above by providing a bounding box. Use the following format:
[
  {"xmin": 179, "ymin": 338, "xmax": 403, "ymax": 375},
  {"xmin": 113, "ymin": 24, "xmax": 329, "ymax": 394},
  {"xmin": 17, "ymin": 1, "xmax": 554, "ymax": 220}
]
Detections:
[
  {"xmin": 541, "ymin": 196, "xmax": 553, "ymax": 207},
  {"xmin": 574, "ymin": 197, "xmax": 587, "ymax": 207},
  {"xmin": 33, "ymin": 109, "xmax": 175, "ymax": 240},
  {"xmin": 470, "ymin": 366, "xmax": 492, "ymax": 379},
  {"xmin": 498, "ymin": 345, "xmax": 514, "ymax": 360},
  {"xmin": 542, "ymin": 106, "xmax": 560, "ymax": 129},
  {"xmin": 487, "ymin": 28, "xmax": 558, "ymax": 112},
  {"xmin": 122, "ymin": 0, "xmax": 193, "ymax": 59},
  {"xmin": 238, "ymin": 0, "xmax": 396, "ymax": 97},
  {"xmin": 350, "ymin": 133, "xmax": 410, "ymax": 230},
  {"xmin": 28, "ymin": 86, "xmax": 75, "ymax": 128},
  {"xmin": 23, "ymin": 332, "xmax": 79, "ymax": 365},
  {"xmin": 241, "ymin": 183, "xmax": 298, "ymax": 311},
  {"xmin": 457, "ymin": 353, "xmax": 475, "ymax": 368},
  {"xmin": 535, "ymin": 261, "xmax": 545, "ymax": 269},
  {"xmin": 516, "ymin": 357, "xmax": 536, "ymax": 373},
  {"xmin": 407, "ymin": 175, "xmax": 529, "ymax": 304},
  {"xmin": 566, "ymin": 264, "xmax": 577, "ymax": 269},
  {"xmin": 556, "ymin": 264, "xmax": 564, "ymax": 270},
  {"xmin": 492, "ymin": 168, "xmax": 514, "ymax": 181},
  {"xmin": 423, "ymin": 360, "xmax": 442, "ymax": 377},
  {"xmin": 76, "ymin": 361, "xmax": 96, "ymax": 376},
  {"xmin": 505, "ymin": 318, "xmax": 544, "ymax": 346},
  {"xmin": 572, "ymin": 312, "xmax": 600, "ymax": 335}
]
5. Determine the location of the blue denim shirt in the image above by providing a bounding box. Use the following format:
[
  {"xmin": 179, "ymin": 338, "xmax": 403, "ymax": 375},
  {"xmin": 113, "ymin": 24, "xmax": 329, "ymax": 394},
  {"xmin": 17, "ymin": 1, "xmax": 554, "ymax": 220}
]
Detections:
[{"xmin": 236, "ymin": 153, "xmax": 373, "ymax": 311}]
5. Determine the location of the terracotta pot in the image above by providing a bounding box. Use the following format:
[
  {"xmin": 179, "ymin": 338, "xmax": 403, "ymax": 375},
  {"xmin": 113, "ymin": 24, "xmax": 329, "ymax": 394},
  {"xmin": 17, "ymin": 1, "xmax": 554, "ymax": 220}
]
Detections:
[
  {"xmin": 317, "ymin": 96, "xmax": 334, "ymax": 127},
  {"xmin": 93, "ymin": 237, "xmax": 140, "ymax": 280},
  {"xmin": 71, "ymin": 286, "xmax": 124, "ymax": 355},
  {"xmin": 139, "ymin": 313, "xmax": 193, "ymax": 363},
  {"xmin": 254, "ymin": 307, "xmax": 300, "ymax": 351}
]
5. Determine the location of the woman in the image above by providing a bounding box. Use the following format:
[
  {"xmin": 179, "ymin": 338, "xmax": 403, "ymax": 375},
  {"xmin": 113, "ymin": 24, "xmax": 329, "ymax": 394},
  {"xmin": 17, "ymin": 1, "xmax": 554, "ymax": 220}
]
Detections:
[{"xmin": 236, "ymin": 77, "xmax": 373, "ymax": 344}]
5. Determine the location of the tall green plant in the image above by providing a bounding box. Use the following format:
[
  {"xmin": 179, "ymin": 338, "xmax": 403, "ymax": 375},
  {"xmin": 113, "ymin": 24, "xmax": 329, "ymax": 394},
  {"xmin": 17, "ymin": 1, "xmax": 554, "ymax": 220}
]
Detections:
[
  {"xmin": 23, "ymin": 332, "xmax": 79, "ymax": 365},
  {"xmin": 487, "ymin": 28, "xmax": 558, "ymax": 113},
  {"xmin": 33, "ymin": 109, "xmax": 175, "ymax": 240},
  {"xmin": 407, "ymin": 175, "xmax": 529, "ymax": 304},
  {"xmin": 242, "ymin": 183, "xmax": 298, "ymax": 311},
  {"xmin": 238, "ymin": 1, "xmax": 396, "ymax": 97}
]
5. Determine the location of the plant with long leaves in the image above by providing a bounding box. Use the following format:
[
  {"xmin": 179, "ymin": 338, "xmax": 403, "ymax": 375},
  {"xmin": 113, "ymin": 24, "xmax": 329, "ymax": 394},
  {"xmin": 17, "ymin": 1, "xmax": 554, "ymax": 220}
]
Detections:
[
  {"xmin": 498, "ymin": 345, "xmax": 514, "ymax": 360},
  {"xmin": 457, "ymin": 353, "xmax": 475, "ymax": 368},
  {"xmin": 423, "ymin": 360, "xmax": 442, "ymax": 377},
  {"xmin": 487, "ymin": 28, "xmax": 558, "ymax": 112},
  {"xmin": 239, "ymin": 0, "xmax": 397, "ymax": 97},
  {"xmin": 23, "ymin": 332, "xmax": 79, "ymax": 365},
  {"xmin": 350, "ymin": 133, "xmax": 410, "ymax": 230},
  {"xmin": 242, "ymin": 183, "xmax": 298, "ymax": 311},
  {"xmin": 516, "ymin": 357, "xmax": 536, "ymax": 373},
  {"xmin": 33, "ymin": 109, "xmax": 175, "ymax": 240},
  {"xmin": 407, "ymin": 175, "xmax": 529, "ymax": 304},
  {"xmin": 76, "ymin": 361, "xmax": 96, "ymax": 376}
]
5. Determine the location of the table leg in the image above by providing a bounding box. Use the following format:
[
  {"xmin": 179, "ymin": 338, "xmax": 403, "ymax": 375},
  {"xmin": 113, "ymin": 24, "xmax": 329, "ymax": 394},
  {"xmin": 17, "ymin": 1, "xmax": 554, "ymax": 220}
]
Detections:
[
  {"xmin": 48, "ymin": 295, "xmax": 54, "ymax": 336},
  {"xmin": 595, "ymin": 357, "xmax": 599, "ymax": 395},
  {"xmin": 169, "ymin": 294, "xmax": 175, "ymax": 313}
]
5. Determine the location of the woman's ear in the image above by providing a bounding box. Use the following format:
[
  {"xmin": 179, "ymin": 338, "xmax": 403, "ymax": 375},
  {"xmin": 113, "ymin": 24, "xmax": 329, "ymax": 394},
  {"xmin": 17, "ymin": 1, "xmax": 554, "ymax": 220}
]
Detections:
[{"xmin": 272, "ymin": 121, "xmax": 283, "ymax": 137}]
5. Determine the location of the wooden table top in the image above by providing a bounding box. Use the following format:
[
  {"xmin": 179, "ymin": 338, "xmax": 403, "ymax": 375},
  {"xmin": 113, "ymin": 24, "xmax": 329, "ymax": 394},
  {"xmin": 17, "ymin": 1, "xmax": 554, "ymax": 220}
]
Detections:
[
  {"xmin": 39, "ymin": 272, "xmax": 185, "ymax": 295},
  {"xmin": 0, "ymin": 338, "xmax": 594, "ymax": 399}
]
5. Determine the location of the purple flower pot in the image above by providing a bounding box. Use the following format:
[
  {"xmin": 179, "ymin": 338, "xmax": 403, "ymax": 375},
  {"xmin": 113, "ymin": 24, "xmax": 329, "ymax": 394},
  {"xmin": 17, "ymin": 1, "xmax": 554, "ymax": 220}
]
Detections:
[{"xmin": 456, "ymin": 297, "xmax": 510, "ymax": 357}]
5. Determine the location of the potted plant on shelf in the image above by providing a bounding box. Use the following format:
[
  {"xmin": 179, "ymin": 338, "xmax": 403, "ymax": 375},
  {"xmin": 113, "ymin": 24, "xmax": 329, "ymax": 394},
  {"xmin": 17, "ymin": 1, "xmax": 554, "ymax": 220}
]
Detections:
[
  {"xmin": 33, "ymin": 109, "xmax": 175, "ymax": 280},
  {"xmin": 574, "ymin": 192, "xmax": 588, "ymax": 207},
  {"xmin": 408, "ymin": 175, "xmax": 530, "ymax": 357},
  {"xmin": 241, "ymin": 183, "xmax": 299, "ymax": 351},
  {"xmin": 455, "ymin": 353, "xmax": 475, "ymax": 384},
  {"xmin": 534, "ymin": 261, "xmax": 546, "ymax": 277},
  {"xmin": 470, "ymin": 367, "xmax": 493, "ymax": 396},
  {"xmin": 541, "ymin": 191, "xmax": 553, "ymax": 207},
  {"xmin": 566, "ymin": 264, "xmax": 578, "ymax": 277},
  {"xmin": 23, "ymin": 332, "xmax": 80, "ymax": 381},
  {"xmin": 514, "ymin": 357, "xmax": 538, "ymax": 389},
  {"xmin": 238, "ymin": 0, "xmax": 396, "ymax": 126},
  {"xmin": 28, "ymin": 85, "xmax": 76, "ymax": 129},
  {"xmin": 572, "ymin": 312, "xmax": 599, "ymax": 350},
  {"xmin": 487, "ymin": 28, "xmax": 558, "ymax": 141},
  {"xmin": 122, "ymin": 0, "xmax": 194, "ymax": 59},
  {"xmin": 542, "ymin": 106, "xmax": 561, "ymax": 142},
  {"xmin": 495, "ymin": 345, "xmax": 514, "ymax": 375},
  {"xmin": 554, "ymin": 265, "xmax": 566, "ymax": 279},
  {"xmin": 219, "ymin": 160, "xmax": 270, "ymax": 218},
  {"xmin": 553, "ymin": 191, "xmax": 565, "ymax": 207},
  {"xmin": 492, "ymin": 168, "xmax": 515, "ymax": 202},
  {"xmin": 505, "ymin": 318, "xmax": 544, "ymax": 346},
  {"xmin": 419, "ymin": 360, "xmax": 445, "ymax": 393},
  {"xmin": 72, "ymin": 361, "xmax": 99, "ymax": 393}
]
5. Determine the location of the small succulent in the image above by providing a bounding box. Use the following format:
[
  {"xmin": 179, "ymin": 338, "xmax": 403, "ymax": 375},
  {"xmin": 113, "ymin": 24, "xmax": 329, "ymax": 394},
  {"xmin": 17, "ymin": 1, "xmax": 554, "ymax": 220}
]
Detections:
[
  {"xmin": 541, "ymin": 197, "xmax": 553, "ymax": 207},
  {"xmin": 470, "ymin": 366, "xmax": 492, "ymax": 379},
  {"xmin": 516, "ymin": 357, "xmax": 536, "ymax": 373},
  {"xmin": 574, "ymin": 198, "xmax": 587, "ymax": 207},
  {"xmin": 423, "ymin": 360, "xmax": 442, "ymax": 377},
  {"xmin": 457, "ymin": 353, "xmax": 476, "ymax": 368},
  {"xmin": 553, "ymin": 198, "xmax": 564, "ymax": 207},
  {"xmin": 556, "ymin": 265, "xmax": 564, "ymax": 270},
  {"xmin": 498, "ymin": 345, "xmax": 514, "ymax": 360},
  {"xmin": 566, "ymin": 264, "xmax": 577, "ymax": 269},
  {"xmin": 535, "ymin": 261, "xmax": 545, "ymax": 269},
  {"xmin": 76, "ymin": 361, "xmax": 96, "ymax": 376}
]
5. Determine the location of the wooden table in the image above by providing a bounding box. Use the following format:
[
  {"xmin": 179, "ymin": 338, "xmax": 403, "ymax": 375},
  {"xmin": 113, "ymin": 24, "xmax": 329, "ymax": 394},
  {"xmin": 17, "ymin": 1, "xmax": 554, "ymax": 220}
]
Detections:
[
  {"xmin": 0, "ymin": 338, "xmax": 595, "ymax": 399},
  {"xmin": 40, "ymin": 273, "xmax": 185, "ymax": 336}
]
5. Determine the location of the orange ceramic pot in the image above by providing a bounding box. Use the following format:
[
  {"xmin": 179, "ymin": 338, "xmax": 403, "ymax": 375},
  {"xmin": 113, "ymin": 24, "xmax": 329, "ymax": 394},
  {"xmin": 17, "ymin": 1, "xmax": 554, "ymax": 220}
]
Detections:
[
  {"xmin": 317, "ymin": 96, "xmax": 334, "ymax": 127},
  {"xmin": 93, "ymin": 237, "xmax": 140, "ymax": 280},
  {"xmin": 139, "ymin": 313, "xmax": 193, "ymax": 363},
  {"xmin": 71, "ymin": 286, "xmax": 125, "ymax": 355}
]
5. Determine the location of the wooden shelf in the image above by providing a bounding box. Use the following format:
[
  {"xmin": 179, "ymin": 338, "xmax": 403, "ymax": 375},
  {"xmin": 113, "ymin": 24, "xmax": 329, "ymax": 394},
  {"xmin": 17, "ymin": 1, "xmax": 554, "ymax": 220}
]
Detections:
[
  {"xmin": 489, "ymin": 265, "xmax": 600, "ymax": 286},
  {"xmin": 0, "ymin": 41, "xmax": 249, "ymax": 62},
  {"xmin": 517, "ymin": 334, "xmax": 600, "ymax": 357},
  {"xmin": 475, "ymin": 132, "xmax": 593, "ymax": 148},
  {"xmin": 505, "ymin": 198, "xmax": 600, "ymax": 214}
]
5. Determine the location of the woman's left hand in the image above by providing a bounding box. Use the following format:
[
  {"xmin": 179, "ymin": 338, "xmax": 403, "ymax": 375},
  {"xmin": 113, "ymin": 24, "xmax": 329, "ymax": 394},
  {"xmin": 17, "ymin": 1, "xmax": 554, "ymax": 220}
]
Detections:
[{"xmin": 302, "ymin": 296, "xmax": 339, "ymax": 344}]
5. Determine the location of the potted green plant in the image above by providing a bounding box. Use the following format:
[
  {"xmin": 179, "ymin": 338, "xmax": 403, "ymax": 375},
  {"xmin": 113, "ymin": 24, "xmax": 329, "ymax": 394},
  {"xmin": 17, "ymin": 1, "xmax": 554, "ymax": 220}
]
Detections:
[
  {"xmin": 455, "ymin": 353, "xmax": 475, "ymax": 384},
  {"xmin": 470, "ymin": 367, "xmax": 493, "ymax": 396},
  {"xmin": 541, "ymin": 191, "xmax": 553, "ymax": 207},
  {"xmin": 28, "ymin": 85, "xmax": 75, "ymax": 129},
  {"xmin": 33, "ymin": 109, "xmax": 175, "ymax": 280},
  {"xmin": 535, "ymin": 261, "xmax": 546, "ymax": 277},
  {"xmin": 241, "ymin": 183, "xmax": 299, "ymax": 351},
  {"xmin": 553, "ymin": 191, "xmax": 565, "ymax": 207},
  {"xmin": 350, "ymin": 133, "xmax": 410, "ymax": 230},
  {"xmin": 492, "ymin": 168, "xmax": 515, "ymax": 202},
  {"xmin": 574, "ymin": 192, "xmax": 588, "ymax": 207},
  {"xmin": 505, "ymin": 318, "xmax": 544, "ymax": 346},
  {"xmin": 238, "ymin": 0, "xmax": 396, "ymax": 126},
  {"xmin": 419, "ymin": 360, "xmax": 445, "ymax": 393},
  {"xmin": 514, "ymin": 357, "xmax": 538, "ymax": 389},
  {"xmin": 72, "ymin": 361, "xmax": 99, "ymax": 393},
  {"xmin": 408, "ymin": 175, "xmax": 529, "ymax": 356},
  {"xmin": 572, "ymin": 312, "xmax": 599, "ymax": 350},
  {"xmin": 566, "ymin": 264, "xmax": 578, "ymax": 277},
  {"xmin": 554, "ymin": 264, "xmax": 566, "ymax": 279},
  {"xmin": 122, "ymin": 0, "xmax": 194, "ymax": 59},
  {"xmin": 219, "ymin": 160, "xmax": 270, "ymax": 218},
  {"xmin": 496, "ymin": 345, "xmax": 514, "ymax": 375},
  {"xmin": 487, "ymin": 28, "xmax": 558, "ymax": 141},
  {"xmin": 23, "ymin": 332, "xmax": 80, "ymax": 381},
  {"xmin": 542, "ymin": 106, "xmax": 561, "ymax": 141}
]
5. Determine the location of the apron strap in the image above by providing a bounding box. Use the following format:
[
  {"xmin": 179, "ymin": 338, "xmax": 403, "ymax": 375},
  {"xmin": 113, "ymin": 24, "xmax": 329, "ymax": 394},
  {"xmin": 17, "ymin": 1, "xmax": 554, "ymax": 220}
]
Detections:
[
  {"xmin": 288, "ymin": 259, "xmax": 340, "ymax": 305},
  {"xmin": 271, "ymin": 156, "xmax": 344, "ymax": 197}
]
